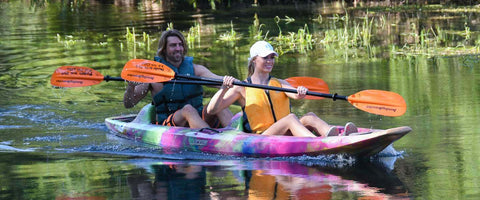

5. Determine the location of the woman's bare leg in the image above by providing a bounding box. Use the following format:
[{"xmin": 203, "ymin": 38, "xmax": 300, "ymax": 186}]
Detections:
[
  {"xmin": 203, "ymin": 102, "xmax": 234, "ymax": 128},
  {"xmin": 299, "ymin": 112, "xmax": 335, "ymax": 137},
  {"xmin": 262, "ymin": 114, "xmax": 316, "ymax": 137},
  {"xmin": 216, "ymin": 108, "xmax": 234, "ymax": 127}
]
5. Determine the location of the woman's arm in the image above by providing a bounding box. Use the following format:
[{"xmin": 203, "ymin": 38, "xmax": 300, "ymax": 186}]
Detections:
[
  {"xmin": 278, "ymin": 79, "xmax": 307, "ymax": 99},
  {"xmin": 207, "ymin": 76, "xmax": 243, "ymax": 115}
]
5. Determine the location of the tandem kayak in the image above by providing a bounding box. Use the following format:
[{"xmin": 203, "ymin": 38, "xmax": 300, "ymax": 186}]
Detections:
[{"xmin": 105, "ymin": 104, "xmax": 411, "ymax": 158}]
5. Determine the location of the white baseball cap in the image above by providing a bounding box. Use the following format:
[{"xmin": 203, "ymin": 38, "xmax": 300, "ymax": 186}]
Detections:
[{"xmin": 249, "ymin": 41, "xmax": 278, "ymax": 60}]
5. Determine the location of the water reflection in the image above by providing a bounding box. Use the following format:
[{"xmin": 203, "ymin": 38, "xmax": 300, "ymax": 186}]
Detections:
[
  {"xmin": 127, "ymin": 157, "xmax": 408, "ymax": 199},
  {"xmin": 128, "ymin": 165, "xmax": 207, "ymax": 199}
]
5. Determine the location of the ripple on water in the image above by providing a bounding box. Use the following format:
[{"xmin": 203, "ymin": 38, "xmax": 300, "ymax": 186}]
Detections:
[
  {"xmin": 0, "ymin": 141, "xmax": 35, "ymax": 152},
  {"xmin": 0, "ymin": 125, "xmax": 32, "ymax": 129},
  {"xmin": 23, "ymin": 134, "xmax": 90, "ymax": 142},
  {"xmin": 0, "ymin": 104, "xmax": 107, "ymax": 131}
]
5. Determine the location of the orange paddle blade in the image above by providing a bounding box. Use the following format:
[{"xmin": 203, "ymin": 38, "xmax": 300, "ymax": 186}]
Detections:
[
  {"xmin": 347, "ymin": 90, "xmax": 407, "ymax": 117},
  {"xmin": 50, "ymin": 66, "xmax": 104, "ymax": 87},
  {"xmin": 285, "ymin": 77, "xmax": 329, "ymax": 100},
  {"xmin": 121, "ymin": 59, "xmax": 175, "ymax": 83}
]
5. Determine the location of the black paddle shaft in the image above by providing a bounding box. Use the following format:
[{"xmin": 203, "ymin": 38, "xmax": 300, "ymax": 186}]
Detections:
[
  {"xmin": 175, "ymin": 74, "xmax": 348, "ymax": 101},
  {"xmin": 104, "ymin": 75, "xmax": 221, "ymax": 85}
]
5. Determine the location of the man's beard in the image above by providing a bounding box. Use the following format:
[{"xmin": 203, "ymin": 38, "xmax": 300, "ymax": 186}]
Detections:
[{"xmin": 168, "ymin": 51, "xmax": 184, "ymax": 63}]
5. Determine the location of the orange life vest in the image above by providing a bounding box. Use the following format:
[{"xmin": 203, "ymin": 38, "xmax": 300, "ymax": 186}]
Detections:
[{"xmin": 244, "ymin": 77, "xmax": 290, "ymax": 133}]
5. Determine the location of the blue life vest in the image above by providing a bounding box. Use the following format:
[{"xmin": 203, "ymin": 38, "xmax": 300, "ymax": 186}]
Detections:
[{"xmin": 153, "ymin": 56, "xmax": 204, "ymax": 122}]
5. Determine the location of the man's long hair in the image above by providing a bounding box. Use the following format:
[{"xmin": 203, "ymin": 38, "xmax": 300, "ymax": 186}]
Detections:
[{"xmin": 156, "ymin": 29, "xmax": 188, "ymax": 58}]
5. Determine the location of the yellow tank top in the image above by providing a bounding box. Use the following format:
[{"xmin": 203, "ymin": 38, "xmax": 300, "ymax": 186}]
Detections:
[{"xmin": 244, "ymin": 78, "xmax": 290, "ymax": 133}]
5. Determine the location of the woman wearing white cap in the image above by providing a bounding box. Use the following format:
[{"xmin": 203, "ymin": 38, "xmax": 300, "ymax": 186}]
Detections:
[{"xmin": 208, "ymin": 41, "xmax": 356, "ymax": 137}]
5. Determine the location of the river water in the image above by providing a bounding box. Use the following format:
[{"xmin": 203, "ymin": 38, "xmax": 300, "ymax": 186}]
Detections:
[{"xmin": 1, "ymin": 1, "xmax": 480, "ymax": 199}]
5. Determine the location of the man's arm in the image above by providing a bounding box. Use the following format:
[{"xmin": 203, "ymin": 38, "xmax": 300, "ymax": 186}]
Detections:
[
  {"xmin": 193, "ymin": 64, "xmax": 223, "ymax": 80},
  {"xmin": 193, "ymin": 64, "xmax": 224, "ymax": 86},
  {"xmin": 123, "ymin": 82, "xmax": 150, "ymax": 108}
]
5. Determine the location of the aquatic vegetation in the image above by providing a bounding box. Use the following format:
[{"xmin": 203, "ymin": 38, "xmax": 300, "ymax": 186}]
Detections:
[
  {"xmin": 56, "ymin": 34, "xmax": 86, "ymax": 49},
  {"xmin": 48, "ymin": 1, "xmax": 480, "ymax": 61},
  {"xmin": 393, "ymin": 22, "xmax": 480, "ymax": 57},
  {"xmin": 273, "ymin": 24, "xmax": 315, "ymax": 55},
  {"xmin": 166, "ymin": 22, "xmax": 174, "ymax": 30},
  {"xmin": 218, "ymin": 21, "xmax": 242, "ymax": 47},
  {"xmin": 349, "ymin": 14, "xmax": 373, "ymax": 47},
  {"xmin": 248, "ymin": 13, "xmax": 268, "ymax": 40},
  {"xmin": 211, "ymin": 9, "xmax": 480, "ymax": 59},
  {"xmin": 125, "ymin": 27, "xmax": 136, "ymax": 47},
  {"xmin": 189, "ymin": 0, "xmax": 218, "ymax": 10},
  {"xmin": 463, "ymin": 23, "xmax": 471, "ymax": 41},
  {"xmin": 312, "ymin": 14, "xmax": 323, "ymax": 23},
  {"xmin": 269, "ymin": 16, "xmax": 315, "ymax": 54},
  {"xmin": 316, "ymin": 12, "xmax": 376, "ymax": 59},
  {"xmin": 190, "ymin": 4, "xmax": 480, "ymax": 60},
  {"xmin": 121, "ymin": 27, "xmax": 155, "ymax": 58},
  {"xmin": 186, "ymin": 22, "xmax": 201, "ymax": 49},
  {"xmin": 278, "ymin": 15, "xmax": 295, "ymax": 24}
]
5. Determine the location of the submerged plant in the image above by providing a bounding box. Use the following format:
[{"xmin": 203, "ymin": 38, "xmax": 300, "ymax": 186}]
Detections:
[
  {"xmin": 249, "ymin": 13, "xmax": 268, "ymax": 40},
  {"xmin": 122, "ymin": 27, "xmax": 154, "ymax": 58},
  {"xmin": 464, "ymin": 22, "xmax": 471, "ymax": 41},
  {"xmin": 283, "ymin": 16, "xmax": 295, "ymax": 24},
  {"xmin": 319, "ymin": 13, "xmax": 372, "ymax": 48},
  {"xmin": 274, "ymin": 16, "xmax": 283, "ymax": 36},
  {"xmin": 124, "ymin": 27, "xmax": 137, "ymax": 57},
  {"xmin": 56, "ymin": 34, "xmax": 86, "ymax": 49},
  {"xmin": 273, "ymin": 24, "xmax": 315, "ymax": 54},
  {"xmin": 360, "ymin": 15, "xmax": 373, "ymax": 47},
  {"xmin": 190, "ymin": 7, "xmax": 480, "ymax": 60},
  {"xmin": 218, "ymin": 21, "xmax": 242, "ymax": 47},
  {"xmin": 189, "ymin": 0, "xmax": 217, "ymax": 10},
  {"xmin": 187, "ymin": 22, "xmax": 201, "ymax": 49},
  {"xmin": 312, "ymin": 14, "xmax": 323, "ymax": 23},
  {"xmin": 272, "ymin": 16, "xmax": 315, "ymax": 54},
  {"xmin": 125, "ymin": 27, "xmax": 136, "ymax": 46},
  {"xmin": 167, "ymin": 23, "xmax": 174, "ymax": 31}
]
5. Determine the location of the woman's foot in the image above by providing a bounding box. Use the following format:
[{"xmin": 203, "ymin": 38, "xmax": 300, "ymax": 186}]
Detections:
[
  {"xmin": 344, "ymin": 122, "xmax": 358, "ymax": 136},
  {"xmin": 326, "ymin": 126, "xmax": 339, "ymax": 136}
]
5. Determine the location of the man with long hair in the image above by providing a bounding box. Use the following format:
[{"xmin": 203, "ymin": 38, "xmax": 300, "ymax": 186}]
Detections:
[{"xmin": 124, "ymin": 29, "xmax": 233, "ymax": 128}]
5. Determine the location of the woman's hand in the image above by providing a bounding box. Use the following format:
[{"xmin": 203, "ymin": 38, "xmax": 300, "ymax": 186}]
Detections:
[
  {"xmin": 222, "ymin": 76, "xmax": 235, "ymax": 89},
  {"xmin": 296, "ymin": 86, "xmax": 308, "ymax": 99},
  {"xmin": 207, "ymin": 76, "xmax": 240, "ymax": 115}
]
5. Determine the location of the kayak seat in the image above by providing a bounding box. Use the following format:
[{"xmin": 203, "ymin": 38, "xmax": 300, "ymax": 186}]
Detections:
[
  {"xmin": 131, "ymin": 104, "xmax": 156, "ymax": 124},
  {"xmin": 228, "ymin": 112, "xmax": 244, "ymax": 131},
  {"xmin": 131, "ymin": 104, "xmax": 245, "ymax": 132}
]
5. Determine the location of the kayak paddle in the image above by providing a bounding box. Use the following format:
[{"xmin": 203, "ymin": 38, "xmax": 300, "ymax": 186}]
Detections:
[
  {"xmin": 50, "ymin": 66, "xmax": 220, "ymax": 87},
  {"xmin": 121, "ymin": 59, "xmax": 407, "ymax": 117},
  {"xmin": 285, "ymin": 76, "xmax": 329, "ymax": 100},
  {"xmin": 50, "ymin": 66, "xmax": 329, "ymax": 96}
]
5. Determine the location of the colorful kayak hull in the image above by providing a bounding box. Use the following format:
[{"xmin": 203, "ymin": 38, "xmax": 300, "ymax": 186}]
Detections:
[{"xmin": 105, "ymin": 105, "xmax": 411, "ymax": 157}]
